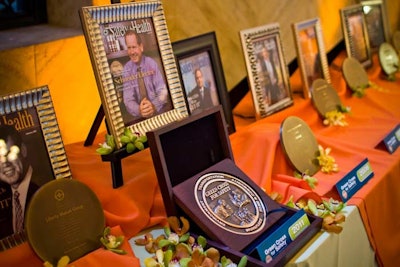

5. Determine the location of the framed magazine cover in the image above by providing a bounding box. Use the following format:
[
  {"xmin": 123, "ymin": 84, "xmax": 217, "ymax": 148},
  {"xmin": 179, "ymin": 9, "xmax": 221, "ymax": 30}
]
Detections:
[
  {"xmin": 360, "ymin": 0, "xmax": 390, "ymax": 51},
  {"xmin": 292, "ymin": 18, "xmax": 331, "ymax": 99},
  {"xmin": 0, "ymin": 86, "xmax": 72, "ymax": 251},
  {"xmin": 80, "ymin": 1, "xmax": 188, "ymax": 148},
  {"xmin": 240, "ymin": 23, "xmax": 293, "ymax": 119},
  {"xmin": 340, "ymin": 4, "xmax": 372, "ymax": 68},
  {"xmin": 172, "ymin": 32, "xmax": 235, "ymax": 133}
]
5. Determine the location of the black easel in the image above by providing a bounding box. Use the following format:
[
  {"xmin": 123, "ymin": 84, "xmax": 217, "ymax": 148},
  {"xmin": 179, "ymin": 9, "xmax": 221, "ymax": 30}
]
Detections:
[
  {"xmin": 84, "ymin": 0, "xmax": 134, "ymax": 189},
  {"xmin": 84, "ymin": 106, "xmax": 105, "ymax": 147}
]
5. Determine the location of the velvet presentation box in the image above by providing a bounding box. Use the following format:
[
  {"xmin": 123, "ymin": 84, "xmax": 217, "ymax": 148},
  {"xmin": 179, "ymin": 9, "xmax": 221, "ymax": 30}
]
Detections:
[{"xmin": 147, "ymin": 106, "xmax": 321, "ymax": 266}]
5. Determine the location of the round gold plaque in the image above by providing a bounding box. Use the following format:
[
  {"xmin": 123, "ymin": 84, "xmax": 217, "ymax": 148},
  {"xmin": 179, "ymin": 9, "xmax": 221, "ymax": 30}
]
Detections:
[
  {"xmin": 280, "ymin": 116, "xmax": 319, "ymax": 175},
  {"xmin": 342, "ymin": 57, "xmax": 369, "ymax": 91},
  {"xmin": 311, "ymin": 78, "xmax": 342, "ymax": 117},
  {"xmin": 25, "ymin": 179, "xmax": 105, "ymax": 265}
]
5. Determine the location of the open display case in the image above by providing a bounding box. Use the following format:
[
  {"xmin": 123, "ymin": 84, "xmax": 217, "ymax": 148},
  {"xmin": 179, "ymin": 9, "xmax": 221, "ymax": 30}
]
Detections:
[{"xmin": 147, "ymin": 106, "xmax": 322, "ymax": 266}]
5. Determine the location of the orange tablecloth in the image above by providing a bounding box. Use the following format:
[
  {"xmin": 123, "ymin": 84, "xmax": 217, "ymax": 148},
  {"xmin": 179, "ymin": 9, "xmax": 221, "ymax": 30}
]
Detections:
[
  {"xmin": 0, "ymin": 51, "xmax": 399, "ymax": 266},
  {"xmin": 231, "ymin": 51, "xmax": 400, "ymax": 267}
]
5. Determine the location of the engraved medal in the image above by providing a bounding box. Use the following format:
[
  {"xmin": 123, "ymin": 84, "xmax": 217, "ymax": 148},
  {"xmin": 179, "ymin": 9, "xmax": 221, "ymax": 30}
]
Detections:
[{"xmin": 194, "ymin": 172, "xmax": 266, "ymax": 235}]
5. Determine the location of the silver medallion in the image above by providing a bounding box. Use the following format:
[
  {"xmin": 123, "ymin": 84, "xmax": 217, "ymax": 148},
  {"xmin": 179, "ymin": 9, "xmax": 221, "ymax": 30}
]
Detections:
[{"xmin": 194, "ymin": 172, "xmax": 266, "ymax": 235}]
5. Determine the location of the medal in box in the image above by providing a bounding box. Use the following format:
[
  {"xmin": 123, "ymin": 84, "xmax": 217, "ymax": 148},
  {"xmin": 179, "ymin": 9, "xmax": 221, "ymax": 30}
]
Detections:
[{"xmin": 147, "ymin": 106, "xmax": 321, "ymax": 266}]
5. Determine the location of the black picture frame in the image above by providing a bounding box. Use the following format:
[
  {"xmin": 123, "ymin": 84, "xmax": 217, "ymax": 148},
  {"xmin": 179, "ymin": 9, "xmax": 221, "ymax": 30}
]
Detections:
[
  {"xmin": 360, "ymin": 0, "xmax": 390, "ymax": 51},
  {"xmin": 172, "ymin": 32, "xmax": 235, "ymax": 134}
]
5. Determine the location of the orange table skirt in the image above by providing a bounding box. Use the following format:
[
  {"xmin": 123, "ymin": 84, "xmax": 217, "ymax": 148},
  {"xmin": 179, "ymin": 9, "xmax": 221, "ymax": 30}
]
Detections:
[{"xmin": 231, "ymin": 51, "xmax": 400, "ymax": 267}]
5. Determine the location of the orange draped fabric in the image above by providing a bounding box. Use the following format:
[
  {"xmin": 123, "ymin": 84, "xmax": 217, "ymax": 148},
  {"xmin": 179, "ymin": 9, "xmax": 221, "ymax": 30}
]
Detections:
[
  {"xmin": 231, "ymin": 51, "xmax": 400, "ymax": 267},
  {"xmin": 0, "ymin": 51, "xmax": 398, "ymax": 266},
  {"xmin": 0, "ymin": 226, "xmax": 141, "ymax": 267}
]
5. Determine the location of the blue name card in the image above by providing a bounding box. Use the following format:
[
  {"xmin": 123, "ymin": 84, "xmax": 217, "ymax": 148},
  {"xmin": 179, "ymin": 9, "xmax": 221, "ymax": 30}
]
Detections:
[
  {"xmin": 256, "ymin": 209, "xmax": 310, "ymax": 263},
  {"xmin": 335, "ymin": 158, "xmax": 374, "ymax": 202},
  {"xmin": 382, "ymin": 124, "xmax": 400, "ymax": 154}
]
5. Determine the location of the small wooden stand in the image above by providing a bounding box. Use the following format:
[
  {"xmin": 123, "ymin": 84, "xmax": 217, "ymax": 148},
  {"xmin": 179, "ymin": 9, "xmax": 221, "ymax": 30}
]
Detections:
[
  {"xmin": 100, "ymin": 143, "xmax": 148, "ymax": 188},
  {"xmin": 84, "ymin": 105, "xmax": 148, "ymax": 188}
]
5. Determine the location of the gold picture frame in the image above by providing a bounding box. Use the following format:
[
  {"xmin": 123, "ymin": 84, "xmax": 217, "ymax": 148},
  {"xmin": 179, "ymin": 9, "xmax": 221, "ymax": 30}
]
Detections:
[
  {"xmin": 80, "ymin": 1, "xmax": 188, "ymax": 148},
  {"xmin": 292, "ymin": 18, "xmax": 331, "ymax": 99},
  {"xmin": 340, "ymin": 4, "xmax": 372, "ymax": 68},
  {"xmin": 240, "ymin": 23, "xmax": 293, "ymax": 119},
  {"xmin": 0, "ymin": 85, "xmax": 72, "ymax": 251}
]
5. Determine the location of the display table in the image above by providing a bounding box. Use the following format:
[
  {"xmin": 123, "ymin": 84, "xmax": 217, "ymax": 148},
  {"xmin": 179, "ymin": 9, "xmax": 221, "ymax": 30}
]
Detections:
[
  {"xmin": 231, "ymin": 51, "xmax": 400, "ymax": 267},
  {"xmin": 0, "ymin": 51, "xmax": 398, "ymax": 267}
]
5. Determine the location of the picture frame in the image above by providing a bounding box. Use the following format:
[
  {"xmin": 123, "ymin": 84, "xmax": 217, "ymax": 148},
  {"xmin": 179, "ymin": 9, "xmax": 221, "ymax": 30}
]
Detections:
[
  {"xmin": 240, "ymin": 23, "xmax": 293, "ymax": 119},
  {"xmin": 80, "ymin": 1, "xmax": 188, "ymax": 149},
  {"xmin": 0, "ymin": 85, "xmax": 72, "ymax": 251},
  {"xmin": 340, "ymin": 4, "xmax": 372, "ymax": 68},
  {"xmin": 292, "ymin": 18, "xmax": 331, "ymax": 99},
  {"xmin": 360, "ymin": 0, "xmax": 390, "ymax": 51},
  {"xmin": 172, "ymin": 32, "xmax": 235, "ymax": 133}
]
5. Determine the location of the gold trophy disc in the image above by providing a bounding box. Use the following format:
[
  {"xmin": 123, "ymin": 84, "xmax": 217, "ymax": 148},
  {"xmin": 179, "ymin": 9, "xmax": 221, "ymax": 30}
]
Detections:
[
  {"xmin": 280, "ymin": 116, "xmax": 319, "ymax": 175},
  {"xmin": 342, "ymin": 57, "xmax": 369, "ymax": 91},
  {"xmin": 25, "ymin": 179, "xmax": 105, "ymax": 265},
  {"xmin": 311, "ymin": 78, "xmax": 342, "ymax": 117}
]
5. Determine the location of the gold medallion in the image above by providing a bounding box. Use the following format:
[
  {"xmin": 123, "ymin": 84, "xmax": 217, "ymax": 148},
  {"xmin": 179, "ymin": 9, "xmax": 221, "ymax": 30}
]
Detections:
[{"xmin": 194, "ymin": 172, "xmax": 266, "ymax": 235}]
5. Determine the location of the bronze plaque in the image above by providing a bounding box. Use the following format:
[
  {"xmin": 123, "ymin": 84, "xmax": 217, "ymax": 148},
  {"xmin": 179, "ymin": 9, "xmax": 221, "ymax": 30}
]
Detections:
[
  {"xmin": 311, "ymin": 78, "xmax": 342, "ymax": 117},
  {"xmin": 379, "ymin": 42, "xmax": 399, "ymax": 75},
  {"xmin": 342, "ymin": 57, "xmax": 369, "ymax": 91},
  {"xmin": 25, "ymin": 179, "xmax": 105, "ymax": 265},
  {"xmin": 194, "ymin": 172, "xmax": 266, "ymax": 235},
  {"xmin": 280, "ymin": 116, "xmax": 319, "ymax": 175}
]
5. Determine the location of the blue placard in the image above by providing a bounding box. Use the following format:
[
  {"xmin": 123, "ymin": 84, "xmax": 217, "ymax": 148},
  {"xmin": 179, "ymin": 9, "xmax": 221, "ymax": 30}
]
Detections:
[
  {"xmin": 382, "ymin": 124, "xmax": 400, "ymax": 154},
  {"xmin": 255, "ymin": 209, "xmax": 310, "ymax": 263},
  {"xmin": 335, "ymin": 158, "xmax": 374, "ymax": 202}
]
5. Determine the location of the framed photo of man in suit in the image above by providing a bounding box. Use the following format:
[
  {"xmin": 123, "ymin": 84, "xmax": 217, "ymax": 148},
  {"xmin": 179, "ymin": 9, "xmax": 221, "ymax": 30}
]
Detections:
[
  {"xmin": 80, "ymin": 1, "xmax": 188, "ymax": 149},
  {"xmin": 178, "ymin": 52, "xmax": 219, "ymax": 115},
  {"xmin": 240, "ymin": 23, "xmax": 293, "ymax": 119},
  {"xmin": 0, "ymin": 86, "xmax": 72, "ymax": 251},
  {"xmin": 172, "ymin": 32, "xmax": 235, "ymax": 133},
  {"xmin": 292, "ymin": 18, "xmax": 331, "ymax": 99}
]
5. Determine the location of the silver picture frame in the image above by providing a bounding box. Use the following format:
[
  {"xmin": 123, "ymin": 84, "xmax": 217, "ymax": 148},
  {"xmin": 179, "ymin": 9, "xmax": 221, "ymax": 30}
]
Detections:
[
  {"xmin": 0, "ymin": 85, "xmax": 71, "ymax": 251},
  {"xmin": 80, "ymin": 1, "xmax": 188, "ymax": 148},
  {"xmin": 240, "ymin": 23, "xmax": 293, "ymax": 119}
]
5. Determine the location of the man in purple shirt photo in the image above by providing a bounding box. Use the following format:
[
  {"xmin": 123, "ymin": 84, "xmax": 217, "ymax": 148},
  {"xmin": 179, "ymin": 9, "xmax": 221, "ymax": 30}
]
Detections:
[{"xmin": 122, "ymin": 30, "xmax": 172, "ymax": 123}]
